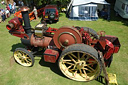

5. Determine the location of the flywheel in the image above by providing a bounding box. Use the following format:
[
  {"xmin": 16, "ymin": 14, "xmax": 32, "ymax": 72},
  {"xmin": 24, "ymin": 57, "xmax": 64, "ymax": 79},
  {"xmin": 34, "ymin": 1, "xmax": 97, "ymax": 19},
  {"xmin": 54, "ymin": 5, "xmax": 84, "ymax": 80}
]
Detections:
[{"xmin": 53, "ymin": 26, "xmax": 82, "ymax": 49}]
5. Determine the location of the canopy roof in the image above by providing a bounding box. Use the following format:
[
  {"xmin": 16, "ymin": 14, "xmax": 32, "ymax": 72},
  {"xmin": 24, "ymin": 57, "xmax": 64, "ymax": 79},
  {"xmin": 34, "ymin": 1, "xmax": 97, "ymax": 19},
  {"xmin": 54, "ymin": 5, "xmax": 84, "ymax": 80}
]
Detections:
[{"xmin": 72, "ymin": 0, "xmax": 109, "ymax": 6}]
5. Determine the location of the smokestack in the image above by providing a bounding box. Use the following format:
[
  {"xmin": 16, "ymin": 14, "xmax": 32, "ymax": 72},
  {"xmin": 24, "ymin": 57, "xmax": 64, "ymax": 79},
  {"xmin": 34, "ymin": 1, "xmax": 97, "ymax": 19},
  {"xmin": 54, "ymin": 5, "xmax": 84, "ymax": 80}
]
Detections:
[{"xmin": 19, "ymin": 6, "xmax": 31, "ymax": 34}]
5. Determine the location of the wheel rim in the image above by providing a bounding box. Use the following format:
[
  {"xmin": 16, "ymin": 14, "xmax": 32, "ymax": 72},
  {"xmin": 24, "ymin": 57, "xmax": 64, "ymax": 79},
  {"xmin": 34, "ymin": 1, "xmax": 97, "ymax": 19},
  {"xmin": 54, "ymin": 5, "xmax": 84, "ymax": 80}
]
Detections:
[
  {"xmin": 59, "ymin": 51, "xmax": 101, "ymax": 81},
  {"xmin": 14, "ymin": 50, "xmax": 33, "ymax": 66}
]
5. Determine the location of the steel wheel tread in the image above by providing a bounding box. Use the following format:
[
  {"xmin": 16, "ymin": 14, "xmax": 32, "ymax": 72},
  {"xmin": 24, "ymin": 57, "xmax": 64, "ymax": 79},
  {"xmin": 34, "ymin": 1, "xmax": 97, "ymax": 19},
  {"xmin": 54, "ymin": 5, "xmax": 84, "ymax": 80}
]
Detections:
[
  {"xmin": 58, "ymin": 44, "xmax": 102, "ymax": 81},
  {"xmin": 13, "ymin": 48, "xmax": 34, "ymax": 67},
  {"xmin": 82, "ymin": 27, "xmax": 99, "ymax": 39}
]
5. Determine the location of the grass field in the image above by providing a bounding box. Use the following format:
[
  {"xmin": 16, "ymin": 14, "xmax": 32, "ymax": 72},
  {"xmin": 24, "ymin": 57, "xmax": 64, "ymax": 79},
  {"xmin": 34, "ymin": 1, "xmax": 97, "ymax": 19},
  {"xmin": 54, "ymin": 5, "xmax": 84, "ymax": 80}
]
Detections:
[{"xmin": 0, "ymin": 9, "xmax": 128, "ymax": 85}]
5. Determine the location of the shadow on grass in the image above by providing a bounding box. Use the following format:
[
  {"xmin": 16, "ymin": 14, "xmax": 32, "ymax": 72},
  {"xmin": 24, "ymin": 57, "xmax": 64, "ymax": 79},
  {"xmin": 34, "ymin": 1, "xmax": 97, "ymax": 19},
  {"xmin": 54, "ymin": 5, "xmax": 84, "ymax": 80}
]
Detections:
[
  {"xmin": 39, "ymin": 57, "xmax": 66, "ymax": 78},
  {"xmin": 10, "ymin": 43, "xmax": 24, "ymax": 52},
  {"xmin": 110, "ymin": 15, "xmax": 128, "ymax": 26},
  {"xmin": 96, "ymin": 75, "xmax": 106, "ymax": 85},
  {"xmin": 10, "ymin": 43, "xmax": 66, "ymax": 79},
  {"xmin": 106, "ymin": 4, "xmax": 128, "ymax": 26},
  {"xmin": 105, "ymin": 9, "xmax": 128, "ymax": 26},
  {"xmin": 59, "ymin": 13, "xmax": 64, "ymax": 17},
  {"xmin": 39, "ymin": 57, "xmax": 106, "ymax": 85}
]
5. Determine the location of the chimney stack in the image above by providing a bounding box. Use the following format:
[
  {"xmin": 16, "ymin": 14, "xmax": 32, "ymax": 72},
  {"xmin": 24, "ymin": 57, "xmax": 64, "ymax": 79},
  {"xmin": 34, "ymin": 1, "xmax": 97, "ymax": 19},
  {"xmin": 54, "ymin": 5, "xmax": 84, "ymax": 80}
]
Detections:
[{"xmin": 19, "ymin": 6, "xmax": 31, "ymax": 34}]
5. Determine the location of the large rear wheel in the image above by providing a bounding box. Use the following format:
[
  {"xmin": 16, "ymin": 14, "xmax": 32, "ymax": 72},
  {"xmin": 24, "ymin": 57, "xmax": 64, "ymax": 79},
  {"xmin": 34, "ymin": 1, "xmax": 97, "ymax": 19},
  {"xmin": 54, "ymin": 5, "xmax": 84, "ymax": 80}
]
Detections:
[
  {"xmin": 58, "ymin": 44, "xmax": 102, "ymax": 81},
  {"xmin": 13, "ymin": 48, "xmax": 34, "ymax": 67},
  {"xmin": 75, "ymin": 26, "xmax": 99, "ymax": 39},
  {"xmin": 82, "ymin": 27, "xmax": 99, "ymax": 39}
]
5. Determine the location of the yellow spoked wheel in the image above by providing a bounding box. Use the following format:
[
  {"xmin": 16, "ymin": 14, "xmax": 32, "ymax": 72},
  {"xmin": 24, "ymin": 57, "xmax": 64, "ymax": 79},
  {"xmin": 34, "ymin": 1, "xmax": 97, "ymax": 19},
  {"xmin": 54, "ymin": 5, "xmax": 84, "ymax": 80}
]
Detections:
[
  {"xmin": 13, "ymin": 48, "xmax": 34, "ymax": 67},
  {"xmin": 58, "ymin": 44, "xmax": 102, "ymax": 81}
]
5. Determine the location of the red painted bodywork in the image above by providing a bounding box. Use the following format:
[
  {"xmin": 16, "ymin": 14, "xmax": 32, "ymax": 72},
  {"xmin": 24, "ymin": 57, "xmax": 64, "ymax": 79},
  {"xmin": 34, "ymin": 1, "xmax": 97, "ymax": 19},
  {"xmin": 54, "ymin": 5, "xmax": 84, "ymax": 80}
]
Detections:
[
  {"xmin": 6, "ymin": 17, "xmax": 120, "ymax": 67},
  {"xmin": 46, "ymin": 27, "xmax": 57, "ymax": 34},
  {"xmin": 44, "ymin": 49, "xmax": 59, "ymax": 63},
  {"xmin": 100, "ymin": 35, "xmax": 120, "ymax": 59},
  {"xmin": 6, "ymin": 17, "xmax": 29, "ymax": 39},
  {"xmin": 8, "ymin": 17, "xmax": 23, "ymax": 29}
]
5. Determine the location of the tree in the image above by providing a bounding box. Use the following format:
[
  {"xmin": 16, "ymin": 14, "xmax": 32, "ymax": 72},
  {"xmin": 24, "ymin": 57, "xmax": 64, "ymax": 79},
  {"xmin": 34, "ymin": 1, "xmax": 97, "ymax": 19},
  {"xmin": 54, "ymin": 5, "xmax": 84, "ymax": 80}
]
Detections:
[{"xmin": 22, "ymin": 0, "xmax": 71, "ymax": 8}]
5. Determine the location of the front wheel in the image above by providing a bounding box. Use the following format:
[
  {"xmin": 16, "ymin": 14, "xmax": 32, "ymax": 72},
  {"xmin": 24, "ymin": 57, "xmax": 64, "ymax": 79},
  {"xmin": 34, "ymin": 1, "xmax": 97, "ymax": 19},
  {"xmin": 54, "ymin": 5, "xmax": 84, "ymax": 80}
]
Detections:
[
  {"xmin": 58, "ymin": 44, "xmax": 102, "ymax": 81},
  {"xmin": 13, "ymin": 48, "xmax": 34, "ymax": 67}
]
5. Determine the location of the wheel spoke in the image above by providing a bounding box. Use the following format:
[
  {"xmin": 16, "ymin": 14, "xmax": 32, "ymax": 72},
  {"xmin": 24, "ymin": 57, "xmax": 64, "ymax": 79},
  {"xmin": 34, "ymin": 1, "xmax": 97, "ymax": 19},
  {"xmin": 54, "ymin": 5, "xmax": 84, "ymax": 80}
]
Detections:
[
  {"xmin": 63, "ymin": 61, "xmax": 74, "ymax": 65},
  {"xmin": 79, "ymin": 69, "xmax": 83, "ymax": 75},
  {"xmin": 17, "ymin": 52, "xmax": 22, "ymax": 56},
  {"xmin": 73, "ymin": 70, "xmax": 77, "ymax": 77},
  {"xmin": 81, "ymin": 53, "xmax": 86, "ymax": 59},
  {"xmin": 63, "ymin": 60, "xmax": 72, "ymax": 62},
  {"xmin": 87, "ymin": 60, "xmax": 96, "ymax": 63},
  {"xmin": 70, "ymin": 53, "xmax": 77, "ymax": 59},
  {"xmin": 19, "ymin": 58, "xmax": 22, "ymax": 60},
  {"xmin": 87, "ymin": 65, "xmax": 95, "ymax": 72},
  {"xmin": 23, "ymin": 53, "xmax": 28, "ymax": 57},
  {"xmin": 64, "ymin": 64, "xmax": 73, "ymax": 72},
  {"xmin": 68, "ymin": 55, "xmax": 76, "ymax": 63},
  {"xmin": 85, "ymin": 55, "xmax": 90, "ymax": 61},
  {"xmin": 69, "ymin": 68, "xmax": 76, "ymax": 72},
  {"xmin": 68, "ymin": 64, "xmax": 73, "ymax": 69},
  {"xmin": 15, "ymin": 51, "xmax": 22, "ymax": 58},
  {"xmin": 26, "ymin": 57, "xmax": 31, "ymax": 60},
  {"xmin": 77, "ymin": 52, "xmax": 80, "ymax": 61},
  {"xmin": 20, "ymin": 51, "xmax": 24, "ymax": 56},
  {"xmin": 25, "ymin": 57, "xmax": 32, "ymax": 62},
  {"xmin": 83, "ymin": 69, "xmax": 87, "ymax": 78},
  {"xmin": 79, "ymin": 69, "xmax": 87, "ymax": 79},
  {"xmin": 16, "ymin": 54, "xmax": 22, "ymax": 58},
  {"xmin": 83, "ymin": 68, "xmax": 93, "ymax": 72},
  {"xmin": 87, "ymin": 62, "xmax": 97, "ymax": 66},
  {"xmin": 28, "ymin": 58, "xmax": 32, "ymax": 62},
  {"xmin": 21, "ymin": 59, "xmax": 25, "ymax": 63}
]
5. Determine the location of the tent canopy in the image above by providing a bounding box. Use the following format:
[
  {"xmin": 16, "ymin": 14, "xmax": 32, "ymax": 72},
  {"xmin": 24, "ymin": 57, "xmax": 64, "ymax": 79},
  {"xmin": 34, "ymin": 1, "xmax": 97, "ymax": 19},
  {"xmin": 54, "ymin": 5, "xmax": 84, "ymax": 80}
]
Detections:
[{"xmin": 67, "ymin": 0, "xmax": 110, "ymax": 21}]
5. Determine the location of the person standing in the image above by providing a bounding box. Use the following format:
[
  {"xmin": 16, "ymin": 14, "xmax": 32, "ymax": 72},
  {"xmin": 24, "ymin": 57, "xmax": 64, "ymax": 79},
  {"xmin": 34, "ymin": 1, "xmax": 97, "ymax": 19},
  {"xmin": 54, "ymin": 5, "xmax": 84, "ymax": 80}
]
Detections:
[
  {"xmin": 21, "ymin": 0, "xmax": 24, "ymax": 6},
  {"xmin": 33, "ymin": 6, "xmax": 38, "ymax": 20},
  {"xmin": 6, "ymin": 4, "xmax": 10, "ymax": 11},
  {"xmin": 12, "ymin": 1, "xmax": 16, "ymax": 13},
  {"xmin": 9, "ymin": 3, "xmax": 12, "ymax": 14},
  {"xmin": 5, "ymin": 8, "xmax": 10, "ymax": 18},
  {"xmin": 12, "ymin": 3, "xmax": 15, "ymax": 13},
  {"xmin": 0, "ymin": 9, "xmax": 6, "ymax": 22}
]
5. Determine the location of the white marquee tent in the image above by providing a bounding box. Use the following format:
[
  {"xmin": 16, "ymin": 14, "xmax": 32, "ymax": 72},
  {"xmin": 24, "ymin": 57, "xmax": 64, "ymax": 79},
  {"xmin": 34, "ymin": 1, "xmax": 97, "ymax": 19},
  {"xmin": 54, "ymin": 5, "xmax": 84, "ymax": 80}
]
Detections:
[{"xmin": 67, "ymin": 0, "xmax": 110, "ymax": 21}]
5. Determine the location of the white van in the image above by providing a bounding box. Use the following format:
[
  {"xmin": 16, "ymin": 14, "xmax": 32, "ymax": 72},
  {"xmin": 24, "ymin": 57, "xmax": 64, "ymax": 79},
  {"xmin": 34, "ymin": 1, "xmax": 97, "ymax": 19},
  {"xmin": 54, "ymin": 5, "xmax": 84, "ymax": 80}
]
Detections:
[{"xmin": 114, "ymin": 0, "xmax": 128, "ymax": 19}]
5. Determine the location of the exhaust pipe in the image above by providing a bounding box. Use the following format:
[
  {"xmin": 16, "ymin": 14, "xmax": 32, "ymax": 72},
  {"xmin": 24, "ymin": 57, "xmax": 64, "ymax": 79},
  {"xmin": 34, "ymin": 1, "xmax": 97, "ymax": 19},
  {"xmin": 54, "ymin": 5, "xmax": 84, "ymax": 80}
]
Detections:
[
  {"xmin": 6, "ymin": 17, "xmax": 23, "ymax": 30},
  {"xmin": 6, "ymin": 23, "xmax": 14, "ymax": 30},
  {"xmin": 19, "ymin": 6, "xmax": 31, "ymax": 34}
]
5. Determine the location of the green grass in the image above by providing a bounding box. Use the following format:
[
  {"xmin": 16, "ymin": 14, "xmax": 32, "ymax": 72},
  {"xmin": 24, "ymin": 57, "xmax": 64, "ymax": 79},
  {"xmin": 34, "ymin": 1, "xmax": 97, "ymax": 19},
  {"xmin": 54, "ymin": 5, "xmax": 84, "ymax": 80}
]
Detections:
[{"xmin": 0, "ymin": 11, "xmax": 128, "ymax": 85}]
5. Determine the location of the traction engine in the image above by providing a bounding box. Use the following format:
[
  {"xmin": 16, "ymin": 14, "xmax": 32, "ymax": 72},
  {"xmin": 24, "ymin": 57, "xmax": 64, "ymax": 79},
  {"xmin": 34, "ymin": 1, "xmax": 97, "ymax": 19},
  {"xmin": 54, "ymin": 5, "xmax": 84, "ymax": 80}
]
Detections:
[{"xmin": 6, "ymin": 6, "xmax": 120, "ymax": 82}]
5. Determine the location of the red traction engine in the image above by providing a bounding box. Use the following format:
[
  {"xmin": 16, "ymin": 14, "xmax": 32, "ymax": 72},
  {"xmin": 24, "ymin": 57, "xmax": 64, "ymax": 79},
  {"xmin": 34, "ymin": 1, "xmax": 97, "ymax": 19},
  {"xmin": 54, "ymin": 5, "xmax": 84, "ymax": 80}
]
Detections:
[{"xmin": 6, "ymin": 6, "xmax": 120, "ymax": 82}]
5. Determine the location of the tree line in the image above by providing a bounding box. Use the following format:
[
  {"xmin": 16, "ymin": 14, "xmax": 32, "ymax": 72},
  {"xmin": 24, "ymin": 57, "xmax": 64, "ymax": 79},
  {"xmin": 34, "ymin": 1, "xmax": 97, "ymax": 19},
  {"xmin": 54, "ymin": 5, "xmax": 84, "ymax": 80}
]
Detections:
[{"xmin": 22, "ymin": 0, "xmax": 71, "ymax": 8}]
